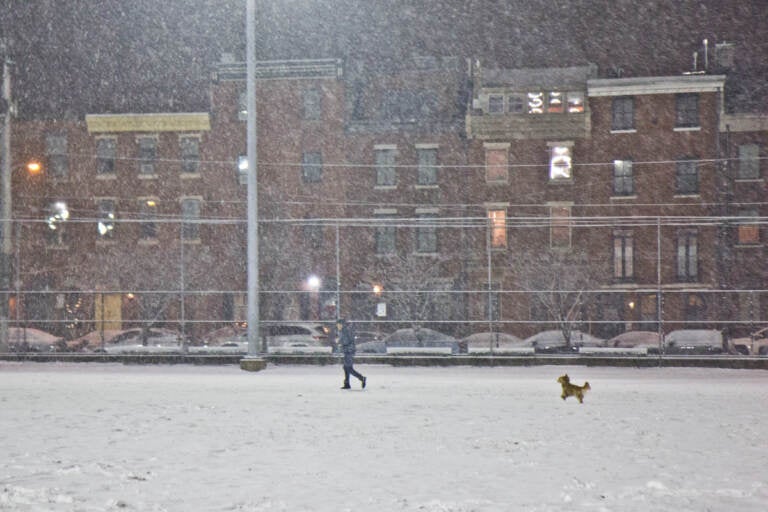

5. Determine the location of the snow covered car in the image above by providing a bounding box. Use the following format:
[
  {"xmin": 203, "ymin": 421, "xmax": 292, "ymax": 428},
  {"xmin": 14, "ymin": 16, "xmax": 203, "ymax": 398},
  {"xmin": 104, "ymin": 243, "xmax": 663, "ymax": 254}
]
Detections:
[
  {"xmin": 606, "ymin": 330, "xmax": 662, "ymax": 354},
  {"xmin": 727, "ymin": 327, "xmax": 768, "ymax": 356},
  {"xmin": 664, "ymin": 329, "xmax": 724, "ymax": 354},
  {"xmin": 7, "ymin": 327, "xmax": 65, "ymax": 352},
  {"xmin": 523, "ymin": 330, "xmax": 604, "ymax": 353},
  {"xmin": 381, "ymin": 327, "xmax": 459, "ymax": 354}
]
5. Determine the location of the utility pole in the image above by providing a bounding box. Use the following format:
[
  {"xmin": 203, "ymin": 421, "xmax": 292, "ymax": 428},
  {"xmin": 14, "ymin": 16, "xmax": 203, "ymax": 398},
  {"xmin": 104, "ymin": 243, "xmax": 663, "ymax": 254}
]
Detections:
[{"xmin": 0, "ymin": 41, "xmax": 13, "ymax": 352}]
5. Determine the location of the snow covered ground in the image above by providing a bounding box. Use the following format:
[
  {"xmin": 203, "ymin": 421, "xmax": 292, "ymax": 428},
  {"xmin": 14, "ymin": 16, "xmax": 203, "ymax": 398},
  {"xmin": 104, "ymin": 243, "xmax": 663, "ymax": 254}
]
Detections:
[{"xmin": 1, "ymin": 362, "xmax": 766, "ymax": 512}]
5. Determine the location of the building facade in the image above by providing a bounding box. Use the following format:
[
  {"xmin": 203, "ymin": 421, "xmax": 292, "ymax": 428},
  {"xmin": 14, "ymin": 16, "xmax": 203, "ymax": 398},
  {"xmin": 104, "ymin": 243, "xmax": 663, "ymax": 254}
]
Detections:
[{"xmin": 9, "ymin": 55, "xmax": 767, "ymax": 342}]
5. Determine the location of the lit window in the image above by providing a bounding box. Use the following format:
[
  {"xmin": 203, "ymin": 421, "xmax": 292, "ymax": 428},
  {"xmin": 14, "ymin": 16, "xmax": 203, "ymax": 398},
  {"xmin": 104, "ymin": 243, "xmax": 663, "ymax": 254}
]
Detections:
[
  {"xmin": 548, "ymin": 92, "xmax": 564, "ymax": 113},
  {"xmin": 527, "ymin": 92, "xmax": 545, "ymax": 114},
  {"xmin": 613, "ymin": 159, "xmax": 634, "ymax": 195},
  {"xmin": 46, "ymin": 201, "xmax": 69, "ymax": 246},
  {"xmin": 737, "ymin": 210, "xmax": 759, "ymax": 245},
  {"xmin": 97, "ymin": 199, "xmax": 116, "ymax": 238},
  {"xmin": 549, "ymin": 145, "xmax": 572, "ymax": 180},
  {"xmin": 237, "ymin": 155, "xmax": 248, "ymax": 185},
  {"xmin": 488, "ymin": 209, "xmax": 507, "ymax": 249},
  {"xmin": 238, "ymin": 91, "xmax": 247, "ymax": 121},
  {"xmin": 140, "ymin": 199, "xmax": 158, "ymax": 239},
  {"xmin": 567, "ymin": 92, "xmax": 584, "ymax": 113},
  {"xmin": 485, "ymin": 148, "xmax": 508, "ymax": 182}
]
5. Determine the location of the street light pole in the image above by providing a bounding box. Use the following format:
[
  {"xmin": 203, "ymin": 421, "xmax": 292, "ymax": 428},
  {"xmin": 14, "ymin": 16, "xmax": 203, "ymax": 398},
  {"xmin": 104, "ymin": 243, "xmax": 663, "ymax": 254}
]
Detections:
[
  {"xmin": 0, "ymin": 42, "xmax": 13, "ymax": 351},
  {"xmin": 245, "ymin": 0, "xmax": 263, "ymax": 360}
]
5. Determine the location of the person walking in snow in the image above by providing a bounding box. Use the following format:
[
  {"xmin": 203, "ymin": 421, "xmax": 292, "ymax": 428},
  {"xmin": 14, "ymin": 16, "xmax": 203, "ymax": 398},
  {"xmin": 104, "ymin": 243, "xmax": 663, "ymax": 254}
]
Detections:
[{"xmin": 337, "ymin": 318, "xmax": 366, "ymax": 390}]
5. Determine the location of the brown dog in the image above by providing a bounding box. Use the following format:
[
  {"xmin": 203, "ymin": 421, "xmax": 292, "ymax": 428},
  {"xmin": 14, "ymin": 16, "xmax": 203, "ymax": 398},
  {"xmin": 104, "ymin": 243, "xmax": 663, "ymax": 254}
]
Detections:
[{"xmin": 557, "ymin": 374, "xmax": 591, "ymax": 403}]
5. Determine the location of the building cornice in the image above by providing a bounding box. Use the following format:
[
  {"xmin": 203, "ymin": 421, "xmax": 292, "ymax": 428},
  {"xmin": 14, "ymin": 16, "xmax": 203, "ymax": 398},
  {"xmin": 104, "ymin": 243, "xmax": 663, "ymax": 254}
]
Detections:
[
  {"xmin": 588, "ymin": 74, "xmax": 726, "ymax": 97},
  {"xmin": 720, "ymin": 112, "xmax": 768, "ymax": 132},
  {"xmin": 85, "ymin": 113, "xmax": 211, "ymax": 133}
]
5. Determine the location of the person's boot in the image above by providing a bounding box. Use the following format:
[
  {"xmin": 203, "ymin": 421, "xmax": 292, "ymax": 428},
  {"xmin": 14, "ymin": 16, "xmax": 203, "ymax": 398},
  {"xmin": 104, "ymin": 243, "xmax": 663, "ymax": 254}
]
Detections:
[
  {"xmin": 361, "ymin": 376, "xmax": 367, "ymax": 389},
  {"xmin": 341, "ymin": 382, "xmax": 351, "ymax": 389}
]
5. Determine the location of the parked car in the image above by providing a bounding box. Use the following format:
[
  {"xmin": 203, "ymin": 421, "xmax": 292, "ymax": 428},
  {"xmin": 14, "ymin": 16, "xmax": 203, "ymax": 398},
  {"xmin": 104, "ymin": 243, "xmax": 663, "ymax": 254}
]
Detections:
[
  {"xmin": 201, "ymin": 322, "xmax": 330, "ymax": 348},
  {"xmin": 381, "ymin": 327, "xmax": 459, "ymax": 354},
  {"xmin": 354, "ymin": 330, "xmax": 388, "ymax": 354},
  {"xmin": 7, "ymin": 327, "xmax": 65, "ymax": 352},
  {"xmin": 70, "ymin": 328, "xmax": 188, "ymax": 352},
  {"xmin": 461, "ymin": 332, "xmax": 525, "ymax": 353},
  {"xmin": 606, "ymin": 331, "xmax": 662, "ymax": 353},
  {"xmin": 523, "ymin": 330, "xmax": 604, "ymax": 353},
  {"xmin": 727, "ymin": 327, "xmax": 768, "ymax": 356},
  {"xmin": 664, "ymin": 329, "xmax": 724, "ymax": 354}
]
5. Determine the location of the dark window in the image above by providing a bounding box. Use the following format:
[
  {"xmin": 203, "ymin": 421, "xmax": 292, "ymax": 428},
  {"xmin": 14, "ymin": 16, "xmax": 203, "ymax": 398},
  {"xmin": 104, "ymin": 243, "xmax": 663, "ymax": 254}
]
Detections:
[
  {"xmin": 677, "ymin": 231, "xmax": 698, "ymax": 281},
  {"xmin": 301, "ymin": 152, "xmax": 323, "ymax": 183},
  {"xmin": 416, "ymin": 214, "xmax": 438, "ymax": 253},
  {"xmin": 138, "ymin": 137, "xmax": 157, "ymax": 175},
  {"xmin": 375, "ymin": 215, "xmax": 396, "ymax": 255},
  {"xmin": 611, "ymin": 96, "xmax": 634, "ymax": 130},
  {"xmin": 738, "ymin": 144, "xmax": 760, "ymax": 179},
  {"xmin": 488, "ymin": 95, "xmax": 504, "ymax": 114},
  {"xmin": 180, "ymin": 137, "xmax": 200, "ymax": 174},
  {"xmin": 675, "ymin": 93, "xmax": 699, "ymax": 128},
  {"xmin": 303, "ymin": 88, "xmax": 322, "ymax": 120},
  {"xmin": 140, "ymin": 200, "xmax": 158, "ymax": 239},
  {"xmin": 46, "ymin": 134, "xmax": 68, "ymax": 179},
  {"xmin": 613, "ymin": 231, "xmax": 634, "ymax": 280},
  {"xmin": 508, "ymin": 95, "xmax": 525, "ymax": 113},
  {"xmin": 181, "ymin": 198, "xmax": 201, "ymax": 240},
  {"xmin": 97, "ymin": 138, "xmax": 116, "ymax": 174},
  {"xmin": 417, "ymin": 148, "xmax": 437, "ymax": 186},
  {"xmin": 613, "ymin": 159, "xmax": 634, "ymax": 195},
  {"xmin": 675, "ymin": 158, "xmax": 699, "ymax": 194},
  {"xmin": 303, "ymin": 217, "xmax": 323, "ymax": 249},
  {"xmin": 375, "ymin": 148, "xmax": 396, "ymax": 186}
]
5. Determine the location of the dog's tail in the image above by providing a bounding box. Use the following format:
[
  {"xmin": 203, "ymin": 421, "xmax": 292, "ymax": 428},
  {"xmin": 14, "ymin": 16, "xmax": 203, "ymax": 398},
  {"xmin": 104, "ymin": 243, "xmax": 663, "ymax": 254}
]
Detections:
[{"xmin": 584, "ymin": 381, "xmax": 591, "ymax": 390}]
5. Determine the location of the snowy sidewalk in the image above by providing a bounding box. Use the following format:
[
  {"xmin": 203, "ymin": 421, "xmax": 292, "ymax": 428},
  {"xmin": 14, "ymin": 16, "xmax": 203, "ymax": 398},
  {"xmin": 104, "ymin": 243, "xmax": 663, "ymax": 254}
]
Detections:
[{"xmin": 1, "ymin": 362, "xmax": 767, "ymax": 511}]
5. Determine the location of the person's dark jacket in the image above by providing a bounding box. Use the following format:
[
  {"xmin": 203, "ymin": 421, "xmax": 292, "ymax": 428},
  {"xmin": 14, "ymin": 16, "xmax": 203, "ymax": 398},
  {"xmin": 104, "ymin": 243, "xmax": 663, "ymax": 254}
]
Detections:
[{"xmin": 339, "ymin": 324, "xmax": 356, "ymax": 356}]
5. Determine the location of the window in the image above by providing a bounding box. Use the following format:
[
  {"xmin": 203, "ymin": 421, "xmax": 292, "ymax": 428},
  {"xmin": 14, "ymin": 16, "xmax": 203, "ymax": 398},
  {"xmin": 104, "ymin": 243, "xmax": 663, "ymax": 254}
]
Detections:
[
  {"xmin": 488, "ymin": 209, "xmax": 507, "ymax": 249},
  {"xmin": 486, "ymin": 282, "xmax": 501, "ymax": 321},
  {"xmin": 45, "ymin": 201, "xmax": 69, "ymax": 246},
  {"xmin": 737, "ymin": 209, "xmax": 760, "ymax": 245},
  {"xmin": 417, "ymin": 147, "xmax": 438, "ymax": 186},
  {"xmin": 685, "ymin": 293, "xmax": 706, "ymax": 322},
  {"xmin": 488, "ymin": 95, "xmax": 504, "ymax": 114},
  {"xmin": 677, "ymin": 230, "xmax": 698, "ymax": 281},
  {"xmin": 181, "ymin": 198, "xmax": 201, "ymax": 241},
  {"xmin": 46, "ymin": 134, "xmax": 68, "ymax": 179},
  {"xmin": 508, "ymin": 94, "xmax": 525, "ymax": 113},
  {"xmin": 611, "ymin": 96, "xmax": 634, "ymax": 130},
  {"xmin": 237, "ymin": 154, "xmax": 248, "ymax": 185},
  {"xmin": 303, "ymin": 217, "xmax": 323, "ymax": 250},
  {"xmin": 180, "ymin": 136, "xmax": 200, "ymax": 174},
  {"xmin": 96, "ymin": 138, "xmax": 116, "ymax": 175},
  {"xmin": 416, "ymin": 213, "xmax": 438, "ymax": 253},
  {"xmin": 137, "ymin": 137, "xmax": 157, "ymax": 175},
  {"xmin": 675, "ymin": 93, "xmax": 699, "ymax": 128},
  {"xmin": 302, "ymin": 151, "xmax": 323, "ymax": 183},
  {"xmin": 549, "ymin": 145, "xmax": 572, "ymax": 180},
  {"xmin": 547, "ymin": 92, "xmax": 564, "ymax": 113},
  {"xmin": 375, "ymin": 148, "xmax": 396, "ymax": 186},
  {"xmin": 303, "ymin": 88, "xmax": 321, "ymax": 120},
  {"xmin": 485, "ymin": 146, "xmax": 508, "ymax": 182},
  {"xmin": 238, "ymin": 91, "xmax": 248, "ymax": 121},
  {"xmin": 738, "ymin": 144, "xmax": 760, "ymax": 180},
  {"xmin": 375, "ymin": 213, "xmax": 396, "ymax": 255},
  {"xmin": 675, "ymin": 158, "xmax": 699, "ymax": 194},
  {"xmin": 613, "ymin": 231, "xmax": 634, "ymax": 280},
  {"xmin": 97, "ymin": 199, "xmax": 116, "ymax": 238},
  {"xmin": 139, "ymin": 199, "xmax": 158, "ymax": 240},
  {"xmin": 527, "ymin": 92, "xmax": 545, "ymax": 114},
  {"xmin": 613, "ymin": 159, "xmax": 634, "ymax": 195},
  {"xmin": 550, "ymin": 205, "xmax": 572, "ymax": 249},
  {"xmin": 567, "ymin": 92, "xmax": 584, "ymax": 113}
]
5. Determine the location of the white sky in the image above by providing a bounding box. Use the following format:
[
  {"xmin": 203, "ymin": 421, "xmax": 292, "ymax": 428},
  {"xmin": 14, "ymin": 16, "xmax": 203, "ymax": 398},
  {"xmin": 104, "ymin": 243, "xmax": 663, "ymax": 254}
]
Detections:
[{"xmin": 1, "ymin": 362, "xmax": 767, "ymax": 511}]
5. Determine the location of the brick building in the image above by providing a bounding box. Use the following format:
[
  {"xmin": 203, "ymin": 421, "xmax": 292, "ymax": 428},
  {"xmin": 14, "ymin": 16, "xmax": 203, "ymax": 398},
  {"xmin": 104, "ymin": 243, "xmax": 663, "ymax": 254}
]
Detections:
[{"xmin": 9, "ymin": 54, "xmax": 767, "ymax": 341}]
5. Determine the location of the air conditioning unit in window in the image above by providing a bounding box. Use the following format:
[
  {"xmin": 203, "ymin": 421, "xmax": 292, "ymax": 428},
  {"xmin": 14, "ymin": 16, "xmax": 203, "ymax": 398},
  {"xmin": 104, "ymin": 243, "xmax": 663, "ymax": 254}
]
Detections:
[{"xmin": 140, "ymin": 163, "xmax": 154, "ymax": 174}]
